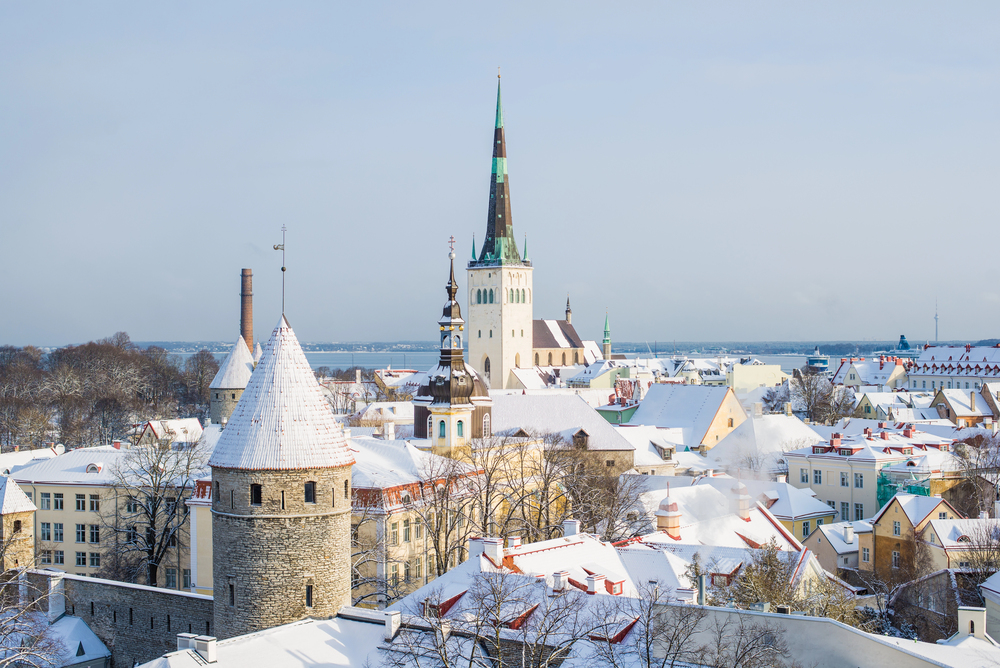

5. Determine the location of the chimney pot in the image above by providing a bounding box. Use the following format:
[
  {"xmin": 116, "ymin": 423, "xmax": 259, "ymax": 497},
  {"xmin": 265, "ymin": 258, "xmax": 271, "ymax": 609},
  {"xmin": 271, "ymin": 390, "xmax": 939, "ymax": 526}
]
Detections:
[
  {"xmin": 586, "ymin": 574, "xmax": 605, "ymax": 595},
  {"xmin": 383, "ymin": 610, "xmax": 401, "ymax": 641},
  {"xmin": 176, "ymin": 633, "xmax": 198, "ymax": 651},
  {"xmin": 483, "ymin": 537, "xmax": 503, "ymax": 562},
  {"xmin": 553, "ymin": 570, "xmax": 569, "ymax": 592},
  {"xmin": 193, "ymin": 636, "xmax": 218, "ymax": 663},
  {"xmin": 508, "ymin": 536, "xmax": 522, "ymax": 549},
  {"xmin": 562, "ymin": 519, "xmax": 580, "ymax": 537},
  {"xmin": 844, "ymin": 525, "xmax": 854, "ymax": 544}
]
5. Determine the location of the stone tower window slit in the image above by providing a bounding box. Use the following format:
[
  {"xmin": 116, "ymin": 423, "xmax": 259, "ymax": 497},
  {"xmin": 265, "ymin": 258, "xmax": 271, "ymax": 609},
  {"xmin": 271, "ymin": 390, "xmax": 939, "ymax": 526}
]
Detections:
[
  {"xmin": 250, "ymin": 484, "xmax": 262, "ymax": 506},
  {"xmin": 344, "ymin": 480, "xmax": 349, "ymax": 500},
  {"xmin": 306, "ymin": 584, "xmax": 313, "ymax": 608},
  {"xmin": 281, "ymin": 491, "xmax": 286, "ymax": 510},
  {"xmin": 305, "ymin": 481, "xmax": 316, "ymax": 504}
]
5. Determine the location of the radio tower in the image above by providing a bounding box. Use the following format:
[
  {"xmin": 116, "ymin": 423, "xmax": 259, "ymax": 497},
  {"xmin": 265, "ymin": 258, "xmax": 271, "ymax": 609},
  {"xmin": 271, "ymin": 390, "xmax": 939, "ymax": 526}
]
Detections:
[{"xmin": 934, "ymin": 300, "xmax": 939, "ymax": 343}]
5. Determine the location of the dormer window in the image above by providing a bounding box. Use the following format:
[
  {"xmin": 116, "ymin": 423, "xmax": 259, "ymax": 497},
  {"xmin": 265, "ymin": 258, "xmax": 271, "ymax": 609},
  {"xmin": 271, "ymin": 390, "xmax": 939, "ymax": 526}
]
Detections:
[{"xmin": 86, "ymin": 463, "xmax": 103, "ymax": 474}]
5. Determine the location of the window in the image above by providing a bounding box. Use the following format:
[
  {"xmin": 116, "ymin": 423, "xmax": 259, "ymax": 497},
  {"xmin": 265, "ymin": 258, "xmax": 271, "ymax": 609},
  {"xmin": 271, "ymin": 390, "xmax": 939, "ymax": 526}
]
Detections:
[
  {"xmin": 438, "ymin": 421, "xmax": 446, "ymax": 439},
  {"xmin": 76, "ymin": 552, "xmax": 86, "ymax": 567},
  {"xmin": 54, "ymin": 550, "xmax": 64, "ymax": 565},
  {"xmin": 391, "ymin": 522, "xmax": 399, "ymax": 545},
  {"xmin": 76, "ymin": 494, "xmax": 85, "ymax": 511},
  {"xmin": 862, "ymin": 547, "xmax": 870, "ymax": 562},
  {"xmin": 826, "ymin": 500, "xmax": 836, "ymax": 508},
  {"xmin": 390, "ymin": 564, "xmax": 399, "ymax": 586},
  {"xmin": 728, "ymin": 417, "xmax": 734, "ymax": 428},
  {"xmin": 854, "ymin": 473, "xmax": 864, "ymax": 489},
  {"xmin": 813, "ymin": 470, "xmax": 822, "ymax": 485},
  {"xmin": 841, "ymin": 502, "xmax": 849, "ymax": 522},
  {"xmin": 403, "ymin": 519, "xmax": 411, "ymax": 543},
  {"xmin": 24, "ymin": 491, "xmax": 31, "ymax": 502},
  {"xmin": 53, "ymin": 493, "xmax": 63, "ymax": 510},
  {"xmin": 304, "ymin": 481, "xmax": 316, "ymax": 504},
  {"xmin": 344, "ymin": 480, "xmax": 349, "ymax": 500},
  {"xmin": 802, "ymin": 521, "xmax": 810, "ymax": 538},
  {"xmin": 841, "ymin": 472, "xmax": 848, "ymax": 487},
  {"xmin": 76, "ymin": 524, "xmax": 86, "ymax": 543},
  {"xmin": 864, "ymin": 405, "xmax": 871, "ymax": 414},
  {"xmin": 250, "ymin": 484, "xmax": 262, "ymax": 506},
  {"xmin": 893, "ymin": 521, "xmax": 901, "ymax": 536},
  {"xmin": 40, "ymin": 551, "xmax": 52, "ymax": 564},
  {"xmin": 54, "ymin": 523, "xmax": 63, "ymax": 542},
  {"xmin": 892, "ymin": 551, "xmax": 900, "ymax": 569},
  {"xmin": 183, "ymin": 569, "xmax": 191, "ymax": 589},
  {"xmin": 41, "ymin": 523, "xmax": 51, "ymax": 541},
  {"xmin": 126, "ymin": 498, "xmax": 139, "ymax": 513},
  {"xmin": 476, "ymin": 289, "xmax": 482, "ymax": 304},
  {"xmin": 166, "ymin": 497, "xmax": 177, "ymax": 515},
  {"xmin": 478, "ymin": 330, "xmax": 482, "ymax": 338},
  {"xmin": 165, "ymin": 568, "xmax": 177, "ymax": 589},
  {"xmin": 231, "ymin": 490, "xmax": 235, "ymax": 509},
  {"xmin": 90, "ymin": 553, "xmax": 101, "ymax": 568},
  {"xmin": 854, "ymin": 503, "xmax": 864, "ymax": 521},
  {"xmin": 306, "ymin": 584, "xmax": 313, "ymax": 607},
  {"xmin": 939, "ymin": 511, "xmax": 947, "ymax": 520},
  {"xmin": 415, "ymin": 557, "xmax": 422, "ymax": 579},
  {"xmin": 89, "ymin": 495, "xmax": 100, "ymax": 512},
  {"xmin": 229, "ymin": 584, "xmax": 235, "ymax": 606},
  {"xmin": 415, "ymin": 521, "xmax": 422, "ymax": 540},
  {"xmin": 89, "ymin": 525, "xmax": 100, "ymax": 543},
  {"xmin": 800, "ymin": 469, "xmax": 808, "ymax": 483},
  {"xmin": 457, "ymin": 420, "xmax": 464, "ymax": 438},
  {"xmin": 404, "ymin": 560, "xmax": 412, "ymax": 581},
  {"xmin": 817, "ymin": 518, "xmax": 824, "ymax": 526},
  {"xmin": 41, "ymin": 493, "xmax": 51, "ymax": 510},
  {"xmin": 483, "ymin": 414, "xmax": 491, "ymax": 436},
  {"xmin": 488, "ymin": 289, "xmax": 494, "ymax": 304},
  {"xmin": 922, "ymin": 381, "xmax": 926, "ymax": 388}
]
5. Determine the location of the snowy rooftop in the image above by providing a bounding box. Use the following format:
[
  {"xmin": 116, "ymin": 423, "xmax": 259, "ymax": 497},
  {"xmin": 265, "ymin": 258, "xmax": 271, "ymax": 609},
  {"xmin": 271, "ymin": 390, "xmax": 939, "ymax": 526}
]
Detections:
[
  {"xmin": 872, "ymin": 493, "xmax": 954, "ymax": 527},
  {"xmin": 0, "ymin": 476, "xmax": 35, "ymax": 514},
  {"xmin": 813, "ymin": 521, "xmax": 872, "ymax": 555},
  {"xmin": 209, "ymin": 336, "xmax": 255, "ymax": 390},
  {"xmin": 627, "ymin": 384, "xmax": 742, "ymax": 446},
  {"xmin": 209, "ymin": 316, "xmax": 354, "ymax": 471},
  {"xmin": 350, "ymin": 436, "xmax": 473, "ymax": 491},
  {"xmin": 12, "ymin": 446, "xmax": 126, "ymax": 485},
  {"xmin": 926, "ymin": 518, "xmax": 998, "ymax": 549},
  {"xmin": 491, "ymin": 394, "xmax": 635, "ymax": 451},
  {"xmin": 709, "ymin": 414, "xmax": 824, "ymax": 470}
]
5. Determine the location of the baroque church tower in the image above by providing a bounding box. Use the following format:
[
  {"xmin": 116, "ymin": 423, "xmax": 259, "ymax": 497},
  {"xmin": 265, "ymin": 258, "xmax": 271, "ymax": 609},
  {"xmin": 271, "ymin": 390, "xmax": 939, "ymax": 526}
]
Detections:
[
  {"xmin": 414, "ymin": 246, "xmax": 492, "ymax": 449},
  {"xmin": 467, "ymin": 75, "xmax": 533, "ymax": 390},
  {"xmin": 209, "ymin": 315, "xmax": 355, "ymax": 639}
]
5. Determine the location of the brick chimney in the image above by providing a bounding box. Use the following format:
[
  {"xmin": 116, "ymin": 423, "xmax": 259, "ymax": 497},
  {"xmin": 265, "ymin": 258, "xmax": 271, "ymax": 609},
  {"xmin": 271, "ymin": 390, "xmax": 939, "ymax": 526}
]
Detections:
[
  {"xmin": 971, "ymin": 391, "xmax": 976, "ymax": 413},
  {"xmin": 586, "ymin": 574, "xmax": 605, "ymax": 595},
  {"xmin": 241, "ymin": 269, "xmax": 253, "ymax": 353}
]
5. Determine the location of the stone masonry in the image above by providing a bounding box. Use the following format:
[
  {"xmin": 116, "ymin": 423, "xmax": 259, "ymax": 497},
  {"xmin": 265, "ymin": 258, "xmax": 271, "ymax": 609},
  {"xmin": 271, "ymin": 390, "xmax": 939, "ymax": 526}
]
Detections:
[{"xmin": 212, "ymin": 465, "xmax": 353, "ymax": 639}]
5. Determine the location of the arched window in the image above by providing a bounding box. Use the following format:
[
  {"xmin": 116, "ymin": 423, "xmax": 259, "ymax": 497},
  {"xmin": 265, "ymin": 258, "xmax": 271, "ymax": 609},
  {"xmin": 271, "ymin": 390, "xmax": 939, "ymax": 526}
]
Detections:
[
  {"xmin": 489, "ymin": 289, "xmax": 494, "ymax": 304},
  {"xmin": 489, "ymin": 330, "xmax": 493, "ymax": 338},
  {"xmin": 510, "ymin": 289, "xmax": 514, "ymax": 303},
  {"xmin": 427, "ymin": 415, "xmax": 433, "ymax": 437},
  {"xmin": 483, "ymin": 414, "xmax": 491, "ymax": 437},
  {"xmin": 477, "ymin": 289, "xmax": 482, "ymax": 304},
  {"xmin": 515, "ymin": 353, "xmax": 520, "ymax": 368},
  {"xmin": 574, "ymin": 352, "xmax": 579, "ymax": 364},
  {"xmin": 457, "ymin": 421, "xmax": 464, "ymax": 437},
  {"xmin": 455, "ymin": 335, "xmax": 461, "ymax": 348},
  {"xmin": 535, "ymin": 353, "xmax": 540, "ymax": 365},
  {"xmin": 521, "ymin": 289, "xmax": 525, "ymax": 303},
  {"xmin": 727, "ymin": 418, "xmax": 734, "ymax": 428},
  {"xmin": 478, "ymin": 330, "xmax": 481, "ymax": 338},
  {"xmin": 562, "ymin": 352, "xmax": 567, "ymax": 366},
  {"xmin": 438, "ymin": 421, "xmax": 446, "ymax": 439},
  {"xmin": 548, "ymin": 353, "xmax": 553, "ymax": 365}
]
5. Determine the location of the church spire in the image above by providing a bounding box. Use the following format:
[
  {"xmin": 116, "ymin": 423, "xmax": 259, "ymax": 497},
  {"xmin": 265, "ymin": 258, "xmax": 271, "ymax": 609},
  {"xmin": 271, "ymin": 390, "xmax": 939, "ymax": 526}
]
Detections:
[
  {"xmin": 475, "ymin": 74, "xmax": 523, "ymax": 266},
  {"xmin": 603, "ymin": 312, "xmax": 612, "ymax": 361},
  {"xmin": 565, "ymin": 295, "xmax": 572, "ymax": 324}
]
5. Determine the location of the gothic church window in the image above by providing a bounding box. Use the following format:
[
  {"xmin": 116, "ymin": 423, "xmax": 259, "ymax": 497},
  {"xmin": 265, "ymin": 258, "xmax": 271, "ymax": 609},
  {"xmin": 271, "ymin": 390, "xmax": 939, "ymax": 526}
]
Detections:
[
  {"xmin": 477, "ymin": 289, "xmax": 482, "ymax": 304},
  {"xmin": 521, "ymin": 289, "xmax": 525, "ymax": 303},
  {"xmin": 535, "ymin": 353, "xmax": 540, "ymax": 365},
  {"xmin": 489, "ymin": 290, "xmax": 494, "ymax": 304},
  {"xmin": 548, "ymin": 353, "xmax": 553, "ymax": 365}
]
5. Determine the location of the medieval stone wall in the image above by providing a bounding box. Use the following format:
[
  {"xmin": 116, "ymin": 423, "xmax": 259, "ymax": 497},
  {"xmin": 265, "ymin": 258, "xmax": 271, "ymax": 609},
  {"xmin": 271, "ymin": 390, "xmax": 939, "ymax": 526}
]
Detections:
[
  {"xmin": 212, "ymin": 466, "xmax": 353, "ymax": 639},
  {"xmin": 210, "ymin": 390, "xmax": 244, "ymax": 425},
  {"xmin": 26, "ymin": 571, "xmax": 213, "ymax": 668}
]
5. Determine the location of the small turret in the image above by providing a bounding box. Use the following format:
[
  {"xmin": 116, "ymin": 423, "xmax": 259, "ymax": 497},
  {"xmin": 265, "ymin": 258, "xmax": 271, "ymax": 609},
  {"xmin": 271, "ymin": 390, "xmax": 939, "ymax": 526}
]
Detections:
[
  {"xmin": 565, "ymin": 295, "xmax": 572, "ymax": 325},
  {"xmin": 603, "ymin": 312, "xmax": 612, "ymax": 361}
]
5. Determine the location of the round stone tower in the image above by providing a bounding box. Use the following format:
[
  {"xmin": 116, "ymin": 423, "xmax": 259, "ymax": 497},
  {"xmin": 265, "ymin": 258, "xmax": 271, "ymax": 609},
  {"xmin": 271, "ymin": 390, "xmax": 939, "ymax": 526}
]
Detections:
[
  {"xmin": 208, "ymin": 335, "xmax": 255, "ymax": 426},
  {"xmin": 209, "ymin": 315, "xmax": 354, "ymax": 639}
]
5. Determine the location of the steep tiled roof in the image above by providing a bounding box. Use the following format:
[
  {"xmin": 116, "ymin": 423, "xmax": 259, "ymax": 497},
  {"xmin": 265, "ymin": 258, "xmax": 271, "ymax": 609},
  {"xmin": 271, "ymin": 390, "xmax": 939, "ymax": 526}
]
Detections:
[
  {"xmin": 210, "ymin": 336, "xmax": 256, "ymax": 390},
  {"xmin": 209, "ymin": 316, "xmax": 354, "ymax": 471},
  {"xmin": 0, "ymin": 477, "xmax": 36, "ymax": 514}
]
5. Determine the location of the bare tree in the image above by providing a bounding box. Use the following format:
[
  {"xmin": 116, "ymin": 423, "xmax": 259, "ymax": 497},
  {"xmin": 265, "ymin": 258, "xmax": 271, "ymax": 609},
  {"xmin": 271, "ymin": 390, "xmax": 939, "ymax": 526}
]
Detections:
[
  {"xmin": 704, "ymin": 614, "xmax": 791, "ymax": 668},
  {"xmin": 100, "ymin": 437, "xmax": 209, "ymax": 587},
  {"xmin": 0, "ymin": 535, "xmax": 60, "ymax": 666},
  {"xmin": 591, "ymin": 581, "xmax": 709, "ymax": 668},
  {"xmin": 952, "ymin": 433, "xmax": 1000, "ymax": 519}
]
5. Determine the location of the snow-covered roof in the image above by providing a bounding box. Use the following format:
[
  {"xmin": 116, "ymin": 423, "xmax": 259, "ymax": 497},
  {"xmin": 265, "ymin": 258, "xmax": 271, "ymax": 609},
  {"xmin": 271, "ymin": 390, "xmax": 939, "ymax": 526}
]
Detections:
[
  {"xmin": 253, "ymin": 342, "xmax": 263, "ymax": 364},
  {"xmin": 627, "ymin": 384, "xmax": 741, "ymax": 446},
  {"xmin": 813, "ymin": 521, "xmax": 872, "ymax": 555},
  {"xmin": 138, "ymin": 613, "xmax": 386, "ymax": 668},
  {"xmin": 49, "ymin": 615, "xmax": 111, "ymax": 665},
  {"xmin": 12, "ymin": 446, "xmax": 126, "ymax": 485},
  {"xmin": 350, "ymin": 437, "xmax": 473, "ymax": 492},
  {"xmin": 142, "ymin": 419, "xmax": 204, "ymax": 444},
  {"xmin": 491, "ymin": 394, "xmax": 635, "ymax": 451},
  {"xmin": 726, "ymin": 479, "xmax": 836, "ymax": 522},
  {"xmin": 613, "ymin": 425, "xmax": 677, "ymax": 466},
  {"xmin": 209, "ymin": 316, "xmax": 354, "ymax": 471},
  {"xmin": 926, "ymin": 518, "xmax": 998, "ymax": 549},
  {"xmin": 709, "ymin": 415, "xmax": 824, "ymax": 471},
  {"xmin": 872, "ymin": 493, "xmax": 955, "ymax": 527},
  {"xmin": 0, "ymin": 477, "xmax": 35, "ymax": 514},
  {"xmin": 0, "ymin": 446, "xmax": 61, "ymax": 476},
  {"xmin": 938, "ymin": 389, "xmax": 990, "ymax": 417},
  {"xmin": 210, "ymin": 337, "xmax": 255, "ymax": 390}
]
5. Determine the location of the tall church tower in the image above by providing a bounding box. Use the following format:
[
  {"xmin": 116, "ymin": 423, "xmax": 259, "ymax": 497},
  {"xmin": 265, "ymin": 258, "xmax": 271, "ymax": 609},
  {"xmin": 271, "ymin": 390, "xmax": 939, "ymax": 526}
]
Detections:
[
  {"xmin": 603, "ymin": 312, "xmax": 612, "ymax": 361},
  {"xmin": 467, "ymin": 75, "xmax": 533, "ymax": 390},
  {"xmin": 209, "ymin": 315, "xmax": 354, "ymax": 639},
  {"xmin": 414, "ymin": 246, "xmax": 493, "ymax": 449}
]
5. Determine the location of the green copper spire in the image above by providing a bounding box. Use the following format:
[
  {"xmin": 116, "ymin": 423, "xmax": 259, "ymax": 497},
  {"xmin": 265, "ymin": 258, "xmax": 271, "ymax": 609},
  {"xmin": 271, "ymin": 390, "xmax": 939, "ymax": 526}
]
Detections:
[
  {"xmin": 603, "ymin": 312, "xmax": 611, "ymax": 345},
  {"xmin": 523, "ymin": 234, "xmax": 528, "ymax": 260},
  {"xmin": 474, "ymin": 73, "xmax": 524, "ymax": 267},
  {"xmin": 471, "ymin": 235, "xmax": 476, "ymax": 260}
]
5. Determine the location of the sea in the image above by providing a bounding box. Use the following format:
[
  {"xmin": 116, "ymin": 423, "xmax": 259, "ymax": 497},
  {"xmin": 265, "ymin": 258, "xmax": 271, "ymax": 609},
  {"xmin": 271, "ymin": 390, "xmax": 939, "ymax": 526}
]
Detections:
[{"xmin": 174, "ymin": 350, "xmax": 811, "ymax": 374}]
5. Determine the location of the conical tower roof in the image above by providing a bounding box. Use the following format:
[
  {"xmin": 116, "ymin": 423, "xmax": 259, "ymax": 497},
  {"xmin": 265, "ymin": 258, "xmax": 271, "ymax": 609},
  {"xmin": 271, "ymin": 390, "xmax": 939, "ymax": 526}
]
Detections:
[
  {"xmin": 0, "ymin": 477, "xmax": 36, "ymax": 514},
  {"xmin": 210, "ymin": 336, "xmax": 255, "ymax": 390},
  {"xmin": 253, "ymin": 341, "xmax": 263, "ymax": 364},
  {"xmin": 209, "ymin": 316, "xmax": 354, "ymax": 470}
]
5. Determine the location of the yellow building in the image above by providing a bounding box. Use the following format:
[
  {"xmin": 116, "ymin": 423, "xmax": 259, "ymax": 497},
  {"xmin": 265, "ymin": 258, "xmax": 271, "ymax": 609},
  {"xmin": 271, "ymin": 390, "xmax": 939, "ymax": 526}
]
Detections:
[
  {"xmin": 627, "ymin": 384, "xmax": 747, "ymax": 452},
  {"xmin": 0, "ymin": 477, "xmax": 37, "ymax": 570},
  {"xmin": 726, "ymin": 360, "xmax": 788, "ymax": 394},
  {"xmin": 920, "ymin": 518, "xmax": 996, "ymax": 571}
]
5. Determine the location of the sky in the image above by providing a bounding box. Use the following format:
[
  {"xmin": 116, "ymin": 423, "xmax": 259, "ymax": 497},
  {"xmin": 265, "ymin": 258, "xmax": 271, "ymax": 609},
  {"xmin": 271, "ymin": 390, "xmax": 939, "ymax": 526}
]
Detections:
[{"xmin": 1, "ymin": 2, "xmax": 999, "ymax": 347}]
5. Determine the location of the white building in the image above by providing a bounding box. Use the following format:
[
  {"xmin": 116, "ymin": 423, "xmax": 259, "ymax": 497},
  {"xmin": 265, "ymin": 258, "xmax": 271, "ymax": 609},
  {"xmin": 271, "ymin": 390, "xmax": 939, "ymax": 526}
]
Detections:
[{"xmin": 908, "ymin": 344, "xmax": 1000, "ymax": 391}]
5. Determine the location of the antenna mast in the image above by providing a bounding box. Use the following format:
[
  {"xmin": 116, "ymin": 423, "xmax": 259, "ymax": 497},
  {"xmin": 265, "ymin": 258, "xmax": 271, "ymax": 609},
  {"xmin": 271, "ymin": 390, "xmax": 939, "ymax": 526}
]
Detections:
[{"xmin": 273, "ymin": 225, "xmax": 287, "ymax": 314}]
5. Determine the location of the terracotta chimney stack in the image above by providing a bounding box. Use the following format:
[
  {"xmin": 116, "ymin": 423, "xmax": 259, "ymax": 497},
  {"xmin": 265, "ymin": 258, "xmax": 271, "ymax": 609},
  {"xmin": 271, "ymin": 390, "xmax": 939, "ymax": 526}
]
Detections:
[{"xmin": 240, "ymin": 269, "xmax": 253, "ymax": 352}]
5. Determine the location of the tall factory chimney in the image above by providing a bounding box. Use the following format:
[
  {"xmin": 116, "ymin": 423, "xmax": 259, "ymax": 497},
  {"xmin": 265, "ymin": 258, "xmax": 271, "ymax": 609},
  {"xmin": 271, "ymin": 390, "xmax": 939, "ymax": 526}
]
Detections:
[{"xmin": 241, "ymin": 269, "xmax": 253, "ymax": 352}]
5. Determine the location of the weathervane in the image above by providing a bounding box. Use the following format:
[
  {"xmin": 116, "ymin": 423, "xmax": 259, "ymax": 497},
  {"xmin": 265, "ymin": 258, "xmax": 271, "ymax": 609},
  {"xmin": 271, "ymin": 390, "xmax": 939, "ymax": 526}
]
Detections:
[{"xmin": 273, "ymin": 225, "xmax": 287, "ymax": 314}]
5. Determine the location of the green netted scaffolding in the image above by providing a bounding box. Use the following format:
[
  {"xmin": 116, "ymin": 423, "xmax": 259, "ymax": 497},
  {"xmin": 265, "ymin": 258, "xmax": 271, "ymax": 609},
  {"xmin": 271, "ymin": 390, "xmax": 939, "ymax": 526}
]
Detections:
[{"xmin": 877, "ymin": 470, "xmax": 930, "ymax": 510}]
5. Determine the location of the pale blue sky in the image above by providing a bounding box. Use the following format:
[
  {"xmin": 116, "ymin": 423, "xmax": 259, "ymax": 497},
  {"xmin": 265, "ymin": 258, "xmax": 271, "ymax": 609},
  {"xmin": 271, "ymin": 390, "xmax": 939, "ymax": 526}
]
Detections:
[{"xmin": 1, "ymin": 2, "xmax": 998, "ymax": 346}]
